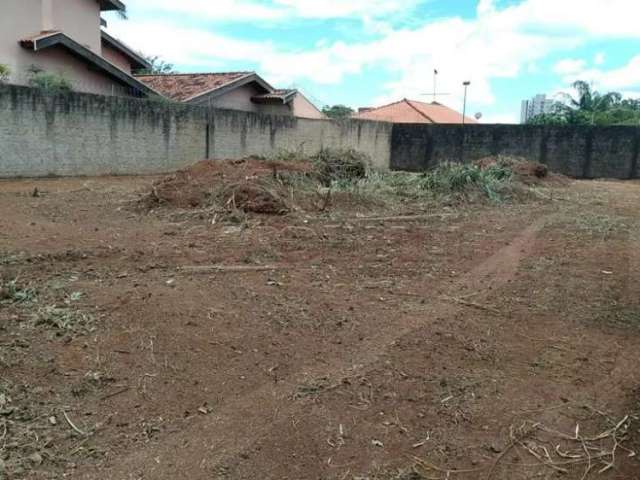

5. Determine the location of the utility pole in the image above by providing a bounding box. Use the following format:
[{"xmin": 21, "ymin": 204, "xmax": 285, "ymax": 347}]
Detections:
[
  {"xmin": 462, "ymin": 81, "xmax": 471, "ymax": 125},
  {"xmin": 433, "ymin": 69, "xmax": 438, "ymax": 102}
]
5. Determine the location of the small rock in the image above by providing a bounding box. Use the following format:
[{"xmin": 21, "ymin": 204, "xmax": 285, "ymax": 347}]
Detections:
[
  {"xmin": 28, "ymin": 452, "xmax": 43, "ymax": 465},
  {"xmin": 166, "ymin": 279, "xmax": 176, "ymax": 286},
  {"xmin": 372, "ymin": 439, "xmax": 384, "ymax": 448},
  {"xmin": 49, "ymin": 416, "xmax": 57, "ymax": 426}
]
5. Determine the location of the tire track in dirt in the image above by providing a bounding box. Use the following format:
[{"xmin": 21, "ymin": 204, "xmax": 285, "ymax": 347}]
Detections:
[{"xmin": 84, "ymin": 216, "xmax": 549, "ymax": 480}]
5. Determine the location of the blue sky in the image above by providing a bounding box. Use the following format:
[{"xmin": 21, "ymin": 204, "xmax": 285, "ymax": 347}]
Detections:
[{"xmin": 106, "ymin": 0, "xmax": 640, "ymax": 123}]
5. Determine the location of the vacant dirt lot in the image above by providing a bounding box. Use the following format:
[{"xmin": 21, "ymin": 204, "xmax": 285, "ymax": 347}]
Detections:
[{"xmin": 0, "ymin": 170, "xmax": 638, "ymax": 479}]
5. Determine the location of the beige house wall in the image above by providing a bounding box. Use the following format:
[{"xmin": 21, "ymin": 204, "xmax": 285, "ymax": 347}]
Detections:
[
  {"xmin": 52, "ymin": 0, "xmax": 102, "ymax": 53},
  {"xmin": 1, "ymin": 0, "xmax": 136, "ymax": 96},
  {"xmin": 188, "ymin": 84, "xmax": 324, "ymax": 119},
  {"xmin": 5, "ymin": 45, "xmax": 130, "ymax": 96},
  {"xmin": 0, "ymin": 0, "xmax": 42, "ymax": 73},
  {"xmin": 292, "ymin": 92, "xmax": 325, "ymax": 119},
  {"xmin": 191, "ymin": 83, "xmax": 292, "ymax": 116},
  {"xmin": 101, "ymin": 43, "xmax": 132, "ymax": 74}
]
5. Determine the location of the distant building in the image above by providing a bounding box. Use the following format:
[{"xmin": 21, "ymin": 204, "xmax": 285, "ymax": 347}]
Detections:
[
  {"xmin": 353, "ymin": 99, "xmax": 477, "ymax": 124},
  {"xmin": 520, "ymin": 94, "xmax": 558, "ymax": 123}
]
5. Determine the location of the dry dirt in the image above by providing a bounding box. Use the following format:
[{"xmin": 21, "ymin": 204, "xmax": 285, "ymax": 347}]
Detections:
[{"xmin": 0, "ymin": 170, "xmax": 639, "ymax": 480}]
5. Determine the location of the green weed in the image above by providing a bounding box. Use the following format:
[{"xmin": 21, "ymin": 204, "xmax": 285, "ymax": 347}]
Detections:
[
  {"xmin": 0, "ymin": 280, "xmax": 37, "ymax": 304},
  {"xmin": 33, "ymin": 306, "xmax": 95, "ymax": 334}
]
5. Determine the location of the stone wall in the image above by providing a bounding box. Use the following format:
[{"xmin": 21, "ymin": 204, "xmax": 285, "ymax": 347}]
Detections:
[
  {"xmin": 391, "ymin": 124, "xmax": 640, "ymax": 179},
  {"xmin": 0, "ymin": 85, "xmax": 392, "ymax": 177}
]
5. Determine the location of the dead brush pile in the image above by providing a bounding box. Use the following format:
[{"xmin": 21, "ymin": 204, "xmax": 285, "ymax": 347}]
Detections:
[
  {"xmin": 141, "ymin": 149, "xmax": 370, "ymax": 215},
  {"xmin": 140, "ymin": 151, "xmax": 564, "ymax": 217}
]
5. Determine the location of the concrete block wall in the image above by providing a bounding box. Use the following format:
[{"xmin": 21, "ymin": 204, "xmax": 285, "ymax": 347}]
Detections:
[
  {"xmin": 0, "ymin": 85, "xmax": 393, "ymax": 178},
  {"xmin": 1, "ymin": 85, "xmax": 638, "ymax": 179},
  {"xmin": 0, "ymin": 86, "xmax": 206, "ymax": 177},
  {"xmin": 390, "ymin": 124, "xmax": 640, "ymax": 179}
]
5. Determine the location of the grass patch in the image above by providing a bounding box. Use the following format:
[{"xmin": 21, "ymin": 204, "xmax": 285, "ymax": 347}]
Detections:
[
  {"xmin": 594, "ymin": 306, "xmax": 640, "ymax": 331},
  {"xmin": 33, "ymin": 306, "xmax": 96, "ymax": 334},
  {"xmin": 331, "ymin": 162, "xmax": 515, "ymax": 204},
  {"xmin": 572, "ymin": 213, "xmax": 630, "ymax": 240},
  {"xmin": 0, "ymin": 280, "xmax": 37, "ymax": 304}
]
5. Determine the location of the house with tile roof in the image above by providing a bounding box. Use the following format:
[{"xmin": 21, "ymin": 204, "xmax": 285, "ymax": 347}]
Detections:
[
  {"xmin": 1, "ymin": 0, "xmax": 155, "ymax": 97},
  {"xmin": 136, "ymin": 72, "xmax": 325, "ymax": 119},
  {"xmin": 353, "ymin": 99, "xmax": 477, "ymax": 124}
]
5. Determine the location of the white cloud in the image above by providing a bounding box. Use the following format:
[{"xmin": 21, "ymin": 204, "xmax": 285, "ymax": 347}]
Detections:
[
  {"xmin": 594, "ymin": 52, "xmax": 606, "ymax": 65},
  {"xmin": 554, "ymin": 59, "xmax": 586, "ymax": 75},
  {"xmin": 272, "ymin": 0, "xmax": 421, "ymax": 19},
  {"xmin": 107, "ymin": 21, "xmax": 271, "ymax": 65},
  {"xmin": 122, "ymin": 0, "xmax": 421, "ymax": 21},
  {"xmin": 108, "ymin": 0, "xmax": 640, "ymax": 113},
  {"xmin": 557, "ymin": 56, "xmax": 640, "ymax": 92}
]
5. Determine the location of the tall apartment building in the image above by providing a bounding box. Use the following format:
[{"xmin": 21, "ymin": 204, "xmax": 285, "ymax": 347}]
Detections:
[{"xmin": 520, "ymin": 94, "xmax": 557, "ymax": 123}]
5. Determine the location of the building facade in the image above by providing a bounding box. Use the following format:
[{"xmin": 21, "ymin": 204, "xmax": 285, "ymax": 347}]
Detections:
[
  {"xmin": 0, "ymin": 0, "xmax": 154, "ymax": 97},
  {"xmin": 520, "ymin": 94, "xmax": 558, "ymax": 123}
]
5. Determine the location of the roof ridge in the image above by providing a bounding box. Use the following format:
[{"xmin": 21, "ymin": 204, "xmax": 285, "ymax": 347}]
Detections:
[
  {"xmin": 135, "ymin": 71, "xmax": 253, "ymax": 78},
  {"xmin": 355, "ymin": 98, "xmax": 414, "ymax": 115},
  {"xmin": 404, "ymin": 99, "xmax": 435, "ymax": 123}
]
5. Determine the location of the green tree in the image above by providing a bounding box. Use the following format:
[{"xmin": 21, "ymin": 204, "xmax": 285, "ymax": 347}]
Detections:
[
  {"xmin": 322, "ymin": 105, "xmax": 355, "ymax": 119},
  {"xmin": 526, "ymin": 113, "xmax": 568, "ymax": 126},
  {"xmin": 558, "ymin": 81, "xmax": 623, "ymax": 125},
  {"xmin": 0, "ymin": 64, "xmax": 10, "ymax": 83},
  {"xmin": 531, "ymin": 80, "xmax": 640, "ymax": 126},
  {"xmin": 137, "ymin": 56, "xmax": 176, "ymax": 75}
]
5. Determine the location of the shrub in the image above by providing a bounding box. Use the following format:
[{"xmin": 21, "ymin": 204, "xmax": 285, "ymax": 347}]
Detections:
[
  {"xmin": 27, "ymin": 67, "xmax": 72, "ymax": 93},
  {"xmin": 310, "ymin": 148, "xmax": 368, "ymax": 185},
  {"xmin": 422, "ymin": 162, "xmax": 513, "ymax": 202},
  {"xmin": 331, "ymin": 162, "xmax": 515, "ymax": 203},
  {"xmin": 0, "ymin": 64, "xmax": 10, "ymax": 83}
]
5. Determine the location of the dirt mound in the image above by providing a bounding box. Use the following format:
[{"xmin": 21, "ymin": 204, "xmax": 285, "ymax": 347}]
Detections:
[
  {"xmin": 221, "ymin": 182, "xmax": 288, "ymax": 215},
  {"xmin": 144, "ymin": 158, "xmax": 313, "ymax": 211}
]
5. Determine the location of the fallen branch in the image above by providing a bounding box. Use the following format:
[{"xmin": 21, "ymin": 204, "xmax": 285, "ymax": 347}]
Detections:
[
  {"xmin": 62, "ymin": 410, "xmax": 87, "ymax": 436},
  {"xmin": 178, "ymin": 265, "xmax": 285, "ymax": 273},
  {"xmin": 350, "ymin": 213, "xmax": 455, "ymax": 223},
  {"xmin": 100, "ymin": 386, "xmax": 130, "ymax": 401},
  {"xmin": 441, "ymin": 295, "xmax": 502, "ymax": 316}
]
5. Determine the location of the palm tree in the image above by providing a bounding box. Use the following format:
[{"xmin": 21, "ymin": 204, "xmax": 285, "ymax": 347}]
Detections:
[{"xmin": 559, "ymin": 81, "xmax": 622, "ymax": 125}]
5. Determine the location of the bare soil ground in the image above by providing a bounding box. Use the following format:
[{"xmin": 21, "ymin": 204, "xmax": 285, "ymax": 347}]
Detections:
[{"xmin": 0, "ymin": 167, "xmax": 638, "ymax": 480}]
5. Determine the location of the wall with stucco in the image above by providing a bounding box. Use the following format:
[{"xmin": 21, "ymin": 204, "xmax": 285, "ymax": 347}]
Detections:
[
  {"xmin": 390, "ymin": 123, "xmax": 640, "ymax": 179},
  {"xmin": 0, "ymin": 85, "xmax": 393, "ymax": 177},
  {"xmin": 190, "ymin": 83, "xmax": 294, "ymax": 117},
  {"xmin": 51, "ymin": 0, "xmax": 102, "ymax": 53},
  {"xmin": 100, "ymin": 42, "xmax": 132, "ymax": 74},
  {"xmin": 1, "ymin": 0, "xmax": 129, "ymax": 96},
  {"xmin": 293, "ymin": 92, "xmax": 326, "ymax": 120},
  {"xmin": 1, "ymin": 86, "xmax": 637, "ymax": 179}
]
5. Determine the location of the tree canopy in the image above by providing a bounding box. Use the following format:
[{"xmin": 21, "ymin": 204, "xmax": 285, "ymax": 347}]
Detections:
[
  {"xmin": 322, "ymin": 105, "xmax": 355, "ymax": 119},
  {"xmin": 528, "ymin": 81, "xmax": 640, "ymax": 126},
  {"xmin": 137, "ymin": 56, "xmax": 177, "ymax": 75}
]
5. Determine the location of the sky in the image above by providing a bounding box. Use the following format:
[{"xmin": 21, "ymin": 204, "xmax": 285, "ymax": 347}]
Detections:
[{"xmin": 105, "ymin": 0, "xmax": 640, "ymax": 123}]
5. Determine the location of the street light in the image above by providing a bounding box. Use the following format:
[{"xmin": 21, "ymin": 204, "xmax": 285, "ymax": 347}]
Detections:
[{"xmin": 462, "ymin": 81, "xmax": 471, "ymax": 125}]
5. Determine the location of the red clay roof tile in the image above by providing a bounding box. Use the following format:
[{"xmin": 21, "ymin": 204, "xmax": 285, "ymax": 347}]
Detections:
[
  {"xmin": 135, "ymin": 72, "xmax": 253, "ymax": 102},
  {"xmin": 353, "ymin": 99, "xmax": 477, "ymax": 124}
]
